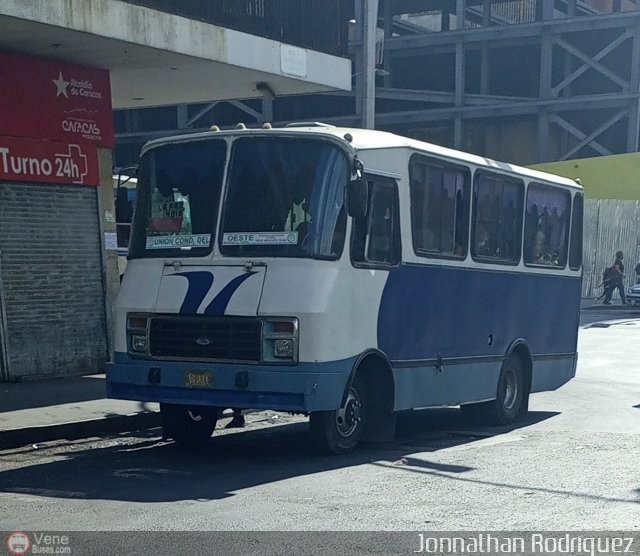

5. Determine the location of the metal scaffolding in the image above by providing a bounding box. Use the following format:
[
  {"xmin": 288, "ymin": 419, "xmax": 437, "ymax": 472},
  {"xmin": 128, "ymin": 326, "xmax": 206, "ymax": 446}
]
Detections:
[
  {"xmin": 114, "ymin": 1, "xmax": 640, "ymax": 166},
  {"xmin": 363, "ymin": 0, "xmax": 640, "ymax": 163}
]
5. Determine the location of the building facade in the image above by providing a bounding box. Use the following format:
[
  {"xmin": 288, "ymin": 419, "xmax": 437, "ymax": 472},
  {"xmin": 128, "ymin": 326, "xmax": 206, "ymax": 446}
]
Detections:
[{"xmin": 0, "ymin": 52, "xmax": 116, "ymax": 381}]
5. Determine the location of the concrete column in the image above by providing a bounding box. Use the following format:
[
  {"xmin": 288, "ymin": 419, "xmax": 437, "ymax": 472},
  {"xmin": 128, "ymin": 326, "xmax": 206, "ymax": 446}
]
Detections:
[
  {"xmin": 361, "ymin": 0, "xmax": 379, "ymax": 129},
  {"xmin": 454, "ymin": 0, "xmax": 465, "ymax": 150},
  {"xmin": 627, "ymin": 24, "xmax": 640, "ymax": 152},
  {"xmin": 97, "ymin": 148, "xmax": 120, "ymax": 357},
  {"xmin": 177, "ymin": 104, "xmax": 189, "ymax": 129},
  {"xmin": 455, "ymin": 40, "xmax": 464, "ymax": 149},
  {"xmin": 261, "ymin": 98, "xmax": 273, "ymax": 123},
  {"xmin": 354, "ymin": 0, "xmax": 364, "ymax": 123},
  {"xmin": 0, "ymin": 252, "xmax": 8, "ymax": 381},
  {"xmin": 538, "ymin": 31, "xmax": 553, "ymax": 162},
  {"xmin": 383, "ymin": 0, "xmax": 393, "ymax": 88}
]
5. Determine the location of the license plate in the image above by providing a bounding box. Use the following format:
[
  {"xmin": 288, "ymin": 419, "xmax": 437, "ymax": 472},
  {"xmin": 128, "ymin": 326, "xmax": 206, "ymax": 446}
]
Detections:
[{"xmin": 185, "ymin": 370, "xmax": 214, "ymax": 389}]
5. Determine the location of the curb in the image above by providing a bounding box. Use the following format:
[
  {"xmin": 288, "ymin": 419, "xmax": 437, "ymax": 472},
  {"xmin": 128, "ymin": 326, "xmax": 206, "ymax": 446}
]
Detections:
[
  {"xmin": 582, "ymin": 304, "xmax": 640, "ymax": 311},
  {"xmin": 0, "ymin": 411, "xmax": 162, "ymax": 450}
]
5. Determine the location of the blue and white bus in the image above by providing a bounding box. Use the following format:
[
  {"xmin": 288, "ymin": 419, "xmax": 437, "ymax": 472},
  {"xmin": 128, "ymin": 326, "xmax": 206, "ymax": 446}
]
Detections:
[{"xmin": 106, "ymin": 124, "xmax": 583, "ymax": 453}]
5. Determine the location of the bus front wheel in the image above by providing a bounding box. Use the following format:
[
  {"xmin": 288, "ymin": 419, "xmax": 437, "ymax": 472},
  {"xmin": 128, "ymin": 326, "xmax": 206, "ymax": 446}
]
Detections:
[
  {"xmin": 309, "ymin": 373, "xmax": 368, "ymax": 454},
  {"xmin": 160, "ymin": 403, "xmax": 218, "ymax": 448},
  {"xmin": 461, "ymin": 354, "xmax": 528, "ymax": 426}
]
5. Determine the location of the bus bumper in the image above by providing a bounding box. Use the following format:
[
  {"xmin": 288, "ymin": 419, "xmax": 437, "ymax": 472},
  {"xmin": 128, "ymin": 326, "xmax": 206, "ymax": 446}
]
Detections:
[{"xmin": 106, "ymin": 353, "xmax": 356, "ymax": 413}]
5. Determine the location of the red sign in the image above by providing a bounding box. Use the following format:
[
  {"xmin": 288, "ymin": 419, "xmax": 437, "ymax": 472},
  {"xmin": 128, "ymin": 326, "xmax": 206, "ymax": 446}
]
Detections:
[
  {"xmin": 0, "ymin": 135, "xmax": 100, "ymax": 186},
  {"xmin": 0, "ymin": 51, "xmax": 114, "ymax": 147}
]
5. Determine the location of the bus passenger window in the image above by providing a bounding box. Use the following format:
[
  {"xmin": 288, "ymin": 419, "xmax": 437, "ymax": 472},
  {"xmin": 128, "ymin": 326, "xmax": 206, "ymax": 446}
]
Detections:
[
  {"xmin": 472, "ymin": 173, "xmax": 523, "ymax": 264},
  {"xmin": 351, "ymin": 179, "xmax": 400, "ymax": 266},
  {"xmin": 409, "ymin": 155, "xmax": 470, "ymax": 259},
  {"xmin": 523, "ymin": 183, "xmax": 571, "ymax": 267}
]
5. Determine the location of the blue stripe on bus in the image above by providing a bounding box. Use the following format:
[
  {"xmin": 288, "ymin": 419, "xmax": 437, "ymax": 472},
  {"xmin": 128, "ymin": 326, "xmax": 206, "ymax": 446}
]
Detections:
[
  {"xmin": 377, "ymin": 264, "xmax": 581, "ymax": 361},
  {"xmin": 204, "ymin": 271, "xmax": 257, "ymax": 315},
  {"xmin": 174, "ymin": 271, "xmax": 214, "ymax": 314},
  {"xmin": 108, "ymin": 382, "xmax": 305, "ymax": 412}
]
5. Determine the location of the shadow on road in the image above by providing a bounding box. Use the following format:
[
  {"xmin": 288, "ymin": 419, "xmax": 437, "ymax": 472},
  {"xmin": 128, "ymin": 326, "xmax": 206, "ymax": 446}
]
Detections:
[
  {"xmin": 0, "ymin": 408, "xmax": 561, "ymax": 504},
  {"xmin": 579, "ymin": 305, "xmax": 640, "ymax": 327},
  {"xmin": 0, "ymin": 375, "xmax": 107, "ymax": 412}
]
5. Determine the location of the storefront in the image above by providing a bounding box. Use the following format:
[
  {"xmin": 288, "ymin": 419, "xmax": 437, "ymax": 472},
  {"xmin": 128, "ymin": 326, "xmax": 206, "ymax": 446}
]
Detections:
[{"xmin": 0, "ymin": 51, "xmax": 116, "ymax": 381}]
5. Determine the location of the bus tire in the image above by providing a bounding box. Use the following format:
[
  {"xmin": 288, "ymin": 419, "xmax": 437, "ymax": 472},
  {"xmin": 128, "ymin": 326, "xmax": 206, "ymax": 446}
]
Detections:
[
  {"xmin": 461, "ymin": 354, "xmax": 528, "ymax": 426},
  {"xmin": 309, "ymin": 373, "xmax": 368, "ymax": 454},
  {"xmin": 160, "ymin": 403, "xmax": 218, "ymax": 448}
]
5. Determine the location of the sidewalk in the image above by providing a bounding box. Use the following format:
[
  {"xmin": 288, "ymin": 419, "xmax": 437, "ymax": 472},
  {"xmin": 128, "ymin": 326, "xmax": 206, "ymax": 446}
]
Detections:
[
  {"xmin": 0, "ymin": 374, "xmax": 161, "ymax": 449},
  {"xmin": 581, "ymin": 297, "xmax": 639, "ymax": 310}
]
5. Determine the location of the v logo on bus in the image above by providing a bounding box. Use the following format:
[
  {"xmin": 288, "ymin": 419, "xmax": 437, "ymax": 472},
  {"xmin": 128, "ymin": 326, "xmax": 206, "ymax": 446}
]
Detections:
[{"xmin": 172, "ymin": 271, "xmax": 258, "ymax": 315}]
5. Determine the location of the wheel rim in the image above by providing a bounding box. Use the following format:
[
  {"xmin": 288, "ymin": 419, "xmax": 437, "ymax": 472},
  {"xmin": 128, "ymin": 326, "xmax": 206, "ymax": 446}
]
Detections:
[
  {"xmin": 502, "ymin": 368, "xmax": 518, "ymax": 410},
  {"xmin": 335, "ymin": 385, "xmax": 363, "ymax": 438}
]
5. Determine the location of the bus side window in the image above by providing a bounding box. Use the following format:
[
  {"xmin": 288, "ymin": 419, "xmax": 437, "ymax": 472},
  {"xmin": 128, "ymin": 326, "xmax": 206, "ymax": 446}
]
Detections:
[
  {"xmin": 523, "ymin": 182, "xmax": 571, "ymax": 267},
  {"xmin": 409, "ymin": 154, "xmax": 470, "ymax": 259},
  {"xmin": 472, "ymin": 173, "xmax": 523, "ymax": 264},
  {"xmin": 351, "ymin": 179, "xmax": 401, "ymax": 266}
]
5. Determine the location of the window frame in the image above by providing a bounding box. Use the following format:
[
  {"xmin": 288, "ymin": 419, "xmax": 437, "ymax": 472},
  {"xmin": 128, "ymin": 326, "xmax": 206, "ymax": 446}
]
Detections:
[
  {"xmin": 470, "ymin": 170, "xmax": 525, "ymax": 267},
  {"xmin": 350, "ymin": 176, "xmax": 402, "ymax": 270},
  {"xmin": 569, "ymin": 192, "xmax": 584, "ymax": 271},
  {"xmin": 408, "ymin": 153, "xmax": 471, "ymax": 261}
]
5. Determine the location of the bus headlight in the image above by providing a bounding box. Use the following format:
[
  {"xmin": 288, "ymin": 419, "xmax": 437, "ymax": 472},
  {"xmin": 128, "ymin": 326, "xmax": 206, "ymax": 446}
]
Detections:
[
  {"xmin": 127, "ymin": 314, "xmax": 149, "ymax": 356},
  {"xmin": 262, "ymin": 318, "xmax": 298, "ymax": 364},
  {"xmin": 274, "ymin": 339, "xmax": 295, "ymax": 359},
  {"xmin": 131, "ymin": 334, "xmax": 148, "ymax": 353}
]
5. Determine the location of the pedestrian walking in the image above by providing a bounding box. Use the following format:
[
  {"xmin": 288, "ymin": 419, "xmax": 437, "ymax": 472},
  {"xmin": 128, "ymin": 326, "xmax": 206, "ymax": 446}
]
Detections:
[{"xmin": 602, "ymin": 250, "xmax": 627, "ymax": 305}]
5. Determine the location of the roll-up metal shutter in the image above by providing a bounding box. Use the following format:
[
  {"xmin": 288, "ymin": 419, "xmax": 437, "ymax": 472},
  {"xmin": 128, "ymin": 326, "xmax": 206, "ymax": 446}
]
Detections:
[{"xmin": 0, "ymin": 182, "xmax": 108, "ymax": 380}]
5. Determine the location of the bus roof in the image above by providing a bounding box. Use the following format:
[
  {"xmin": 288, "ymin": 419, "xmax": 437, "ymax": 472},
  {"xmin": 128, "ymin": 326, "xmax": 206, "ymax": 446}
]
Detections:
[{"xmin": 142, "ymin": 124, "xmax": 582, "ymax": 191}]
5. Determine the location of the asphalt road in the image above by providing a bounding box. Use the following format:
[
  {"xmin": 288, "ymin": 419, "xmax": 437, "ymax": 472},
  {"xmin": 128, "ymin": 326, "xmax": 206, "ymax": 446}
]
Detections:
[{"xmin": 0, "ymin": 305, "xmax": 639, "ymax": 537}]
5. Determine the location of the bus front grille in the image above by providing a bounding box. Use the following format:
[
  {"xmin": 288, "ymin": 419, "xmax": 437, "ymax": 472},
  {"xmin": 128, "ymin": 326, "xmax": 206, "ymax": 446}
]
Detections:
[{"xmin": 149, "ymin": 316, "xmax": 262, "ymax": 362}]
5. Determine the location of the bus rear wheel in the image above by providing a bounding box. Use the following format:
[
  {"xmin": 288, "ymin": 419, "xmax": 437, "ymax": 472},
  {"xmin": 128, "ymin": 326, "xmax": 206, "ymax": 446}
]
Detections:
[
  {"xmin": 461, "ymin": 354, "xmax": 528, "ymax": 426},
  {"xmin": 309, "ymin": 373, "xmax": 368, "ymax": 454},
  {"xmin": 160, "ymin": 403, "xmax": 218, "ymax": 448}
]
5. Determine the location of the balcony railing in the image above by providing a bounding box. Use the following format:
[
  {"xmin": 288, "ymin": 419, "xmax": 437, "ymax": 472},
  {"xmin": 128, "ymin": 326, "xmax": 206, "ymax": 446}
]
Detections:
[{"xmin": 123, "ymin": 0, "xmax": 350, "ymax": 57}]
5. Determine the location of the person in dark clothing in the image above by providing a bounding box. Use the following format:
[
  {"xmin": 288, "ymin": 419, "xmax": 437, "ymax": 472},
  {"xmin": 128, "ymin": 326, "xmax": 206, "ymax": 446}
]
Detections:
[
  {"xmin": 603, "ymin": 250, "xmax": 627, "ymax": 305},
  {"xmin": 225, "ymin": 408, "xmax": 245, "ymax": 428}
]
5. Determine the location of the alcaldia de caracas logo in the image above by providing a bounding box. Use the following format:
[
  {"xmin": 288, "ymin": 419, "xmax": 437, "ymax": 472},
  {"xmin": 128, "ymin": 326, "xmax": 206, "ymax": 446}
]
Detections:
[
  {"xmin": 6, "ymin": 532, "xmax": 71, "ymax": 555},
  {"xmin": 51, "ymin": 72, "xmax": 103, "ymax": 100}
]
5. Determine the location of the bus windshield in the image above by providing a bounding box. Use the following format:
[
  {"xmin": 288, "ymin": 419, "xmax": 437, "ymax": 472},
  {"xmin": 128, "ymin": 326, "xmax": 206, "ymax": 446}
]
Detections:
[
  {"xmin": 129, "ymin": 139, "xmax": 227, "ymax": 258},
  {"xmin": 129, "ymin": 136, "xmax": 349, "ymax": 260},
  {"xmin": 220, "ymin": 137, "xmax": 348, "ymax": 259}
]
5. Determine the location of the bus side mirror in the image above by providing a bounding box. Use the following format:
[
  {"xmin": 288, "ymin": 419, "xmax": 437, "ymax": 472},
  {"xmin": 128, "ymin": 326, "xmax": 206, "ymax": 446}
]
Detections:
[{"xmin": 347, "ymin": 178, "xmax": 369, "ymax": 219}]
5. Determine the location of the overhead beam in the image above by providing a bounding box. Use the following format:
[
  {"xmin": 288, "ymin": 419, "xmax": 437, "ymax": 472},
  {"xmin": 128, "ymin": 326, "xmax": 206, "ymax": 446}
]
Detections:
[
  {"xmin": 555, "ymin": 109, "xmax": 627, "ymax": 159},
  {"xmin": 322, "ymin": 87, "xmax": 535, "ymax": 105},
  {"xmin": 384, "ymin": 11, "xmax": 640, "ymax": 53},
  {"xmin": 550, "ymin": 114, "xmax": 611, "ymax": 157},
  {"xmin": 552, "ymin": 33, "xmax": 631, "ymax": 95},
  {"xmin": 371, "ymin": 93, "xmax": 638, "ymax": 124},
  {"xmin": 185, "ymin": 102, "xmax": 219, "ymax": 128}
]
